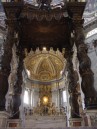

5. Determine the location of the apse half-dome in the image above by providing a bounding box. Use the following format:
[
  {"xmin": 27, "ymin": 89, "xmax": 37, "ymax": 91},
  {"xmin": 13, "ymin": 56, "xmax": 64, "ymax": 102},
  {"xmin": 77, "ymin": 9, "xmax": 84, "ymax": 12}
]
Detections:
[{"xmin": 24, "ymin": 48, "xmax": 66, "ymax": 82}]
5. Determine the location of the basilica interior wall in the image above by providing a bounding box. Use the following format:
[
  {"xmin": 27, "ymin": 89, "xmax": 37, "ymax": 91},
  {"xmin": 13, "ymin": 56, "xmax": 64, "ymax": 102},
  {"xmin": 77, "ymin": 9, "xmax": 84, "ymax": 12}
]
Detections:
[{"xmin": 23, "ymin": 84, "xmax": 62, "ymax": 109}]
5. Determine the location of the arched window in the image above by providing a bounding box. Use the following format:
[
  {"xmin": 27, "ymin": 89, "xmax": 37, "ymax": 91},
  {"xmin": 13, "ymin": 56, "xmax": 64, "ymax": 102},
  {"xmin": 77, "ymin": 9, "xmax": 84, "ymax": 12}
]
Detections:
[
  {"xmin": 24, "ymin": 90, "xmax": 29, "ymax": 104},
  {"xmin": 63, "ymin": 90, "xmax": 67, "ymax": 103}
]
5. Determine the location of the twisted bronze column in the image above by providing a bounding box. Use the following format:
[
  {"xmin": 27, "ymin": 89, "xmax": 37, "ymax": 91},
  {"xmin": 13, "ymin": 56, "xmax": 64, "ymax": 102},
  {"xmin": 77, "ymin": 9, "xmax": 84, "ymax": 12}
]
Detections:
[
  {"xmin": 0, "ymin": 20, "xmax": 16, "ymax": 111},
  {"xmin": 65, "ymin": 50, "xmax": 80, "ymax": 118},
  {"xmin": 73, "ymin": 18, "xmax": 97, "ymax": 109},
  {"xmin": 11, "ymin": 47, "xmax": 24, "ymax": 119}
]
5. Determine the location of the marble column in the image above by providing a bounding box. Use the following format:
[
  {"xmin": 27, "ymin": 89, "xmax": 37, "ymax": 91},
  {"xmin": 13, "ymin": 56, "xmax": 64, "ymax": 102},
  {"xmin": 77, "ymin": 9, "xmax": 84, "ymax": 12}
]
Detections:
[
  {"xmin": 85, "ymin": 110, "xmax": 97, "ymax": 127},
  {"xmin": 73, "ymin": 17, "xmax": 97, "ymax": 109},
  {"xmin": 0, "ymin": 20, "xmax": 16, "ymax": 111},
  {"xmin": 59, "ymin": 89, "xmax": 62, "ymax": 107},
  {"xmin": 30, "ymin": 90, "xmax": 33, "ymax": 108},
  {"xmin": 29, "ymin": 89, "xmax": 32, "ymax": 108},
  {"xmin": 0, "ymin": 111, "xmax": 9, "ymax": 127},
  {"xmin": 57, "ymin": 83, "xmax": 60, "ymax": 108}
]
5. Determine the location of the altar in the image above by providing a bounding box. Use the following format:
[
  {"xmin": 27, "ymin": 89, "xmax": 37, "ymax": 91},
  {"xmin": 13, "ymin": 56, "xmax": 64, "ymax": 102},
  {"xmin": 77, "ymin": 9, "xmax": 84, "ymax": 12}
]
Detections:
[
  {"xmin": 24, "ymin": 100, "xmax": 67, "ymax": 128},
  {"xmin": 25, "ymin": 115, "xmax": 67, "ymax": 128},
  {"xmin": 24, "ymin": 102, "xmax": 66, "ymax": 116}
]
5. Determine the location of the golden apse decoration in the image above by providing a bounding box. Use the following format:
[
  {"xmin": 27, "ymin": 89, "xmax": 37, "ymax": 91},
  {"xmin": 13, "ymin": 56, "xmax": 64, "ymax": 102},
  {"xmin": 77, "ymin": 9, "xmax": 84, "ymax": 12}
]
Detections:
[
  {"xmin": 24, "ymin": 47, "xmax": 66, "ymax": 82},
  {"xmin": 24, "ymin": 48, "xmax": 66, "ymax": 115}
]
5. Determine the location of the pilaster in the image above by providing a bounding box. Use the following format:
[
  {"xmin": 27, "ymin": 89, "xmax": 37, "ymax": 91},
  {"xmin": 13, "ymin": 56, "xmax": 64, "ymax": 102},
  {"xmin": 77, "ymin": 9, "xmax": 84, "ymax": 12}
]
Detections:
[
  {"xmin": 7, "ymin": 119, "xmax": 22, "ymax": 127},
  {"xmin": 69, "ymin": 117, "xmax": 83, "ymax": 127},
  {"xmin": 85, "ymin": 109, "xmax": 97, "ymax": 127},
  {"xmin": 0, "ymin": 111, "xmax": 10, "ymax": 127}
]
